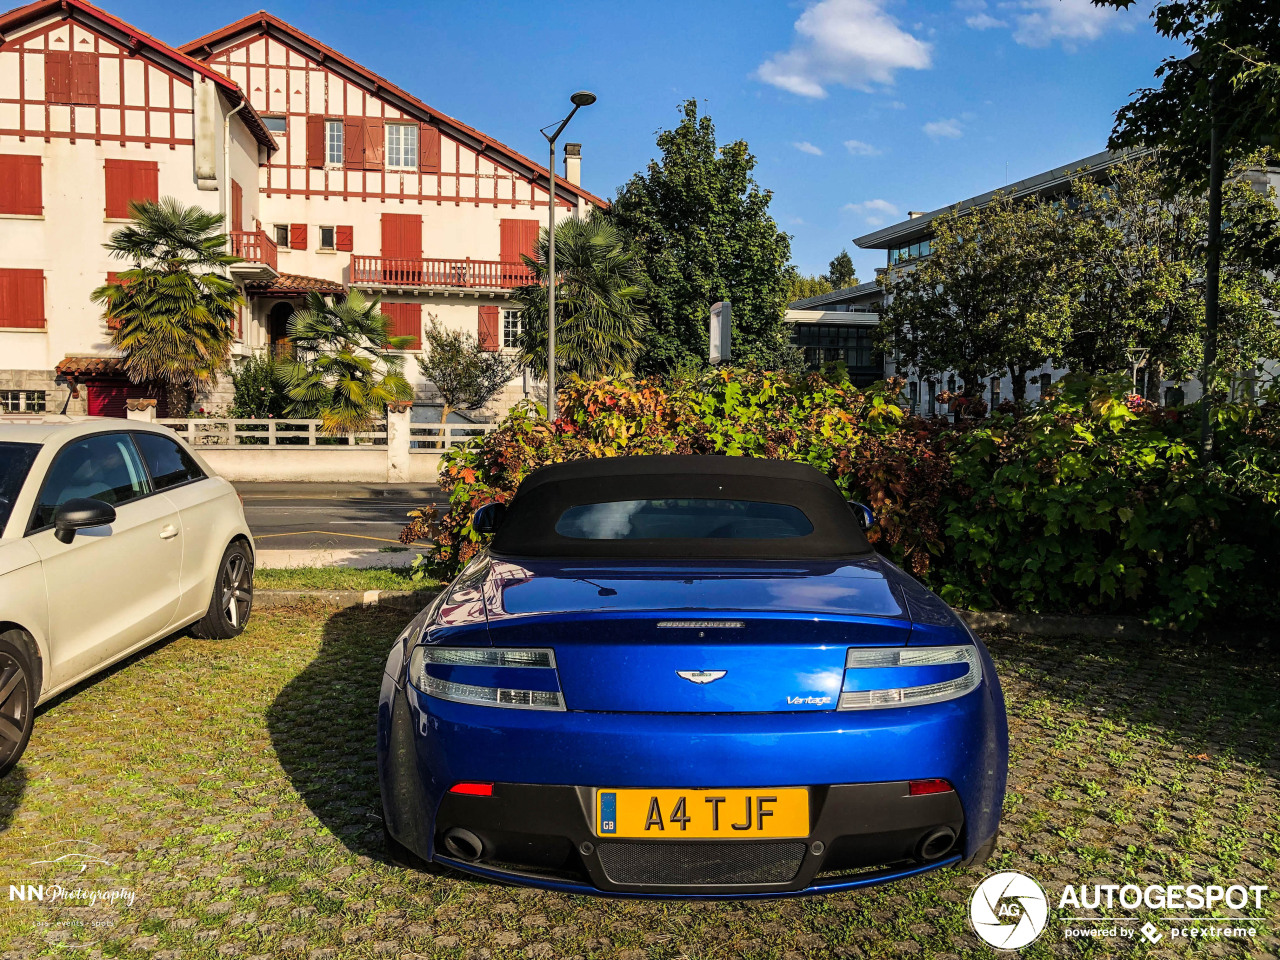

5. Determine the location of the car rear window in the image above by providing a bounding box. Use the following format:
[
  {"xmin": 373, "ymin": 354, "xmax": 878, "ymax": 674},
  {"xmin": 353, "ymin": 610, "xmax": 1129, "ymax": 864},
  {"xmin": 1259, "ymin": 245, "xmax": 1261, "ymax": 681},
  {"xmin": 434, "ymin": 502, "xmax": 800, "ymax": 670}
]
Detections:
[
  {"xmin": 0, "ymin": 442, "xmax": 40, "ymax": 533},
  {"xmin": 555, "ymin": 499, "xmax": 814, "ymax": 540},
  {"xmin": 491, "ymin": 457, "xmax": 871, "ymax": 560}
]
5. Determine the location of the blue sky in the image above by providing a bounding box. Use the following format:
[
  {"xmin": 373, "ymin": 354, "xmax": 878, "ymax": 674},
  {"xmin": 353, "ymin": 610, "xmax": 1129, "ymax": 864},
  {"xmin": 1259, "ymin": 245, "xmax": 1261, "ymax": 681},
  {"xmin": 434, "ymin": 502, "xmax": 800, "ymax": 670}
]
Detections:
[{"xmin": 119, "ymin": 0, "xmax": 1181, "ymax": 282}]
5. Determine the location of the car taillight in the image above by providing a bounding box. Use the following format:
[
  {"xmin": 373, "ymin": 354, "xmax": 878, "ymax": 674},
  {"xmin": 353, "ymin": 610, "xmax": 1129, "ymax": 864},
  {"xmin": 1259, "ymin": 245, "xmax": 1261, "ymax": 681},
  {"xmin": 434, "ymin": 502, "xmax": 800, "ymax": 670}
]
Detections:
[
  {"xmin": 837, "ymin": 645, "xmax": 981, "ymax": 710},
  {"xmin": 909, "ymin": 778, "xmax": 954, "ymax": 796},
  {"xmin": 449, "ymin": 782, "xmax": 494, "ymax": 796},
  {"xmin": 407, "ymin": 646, "xmax": 564, "ymax": 711}
]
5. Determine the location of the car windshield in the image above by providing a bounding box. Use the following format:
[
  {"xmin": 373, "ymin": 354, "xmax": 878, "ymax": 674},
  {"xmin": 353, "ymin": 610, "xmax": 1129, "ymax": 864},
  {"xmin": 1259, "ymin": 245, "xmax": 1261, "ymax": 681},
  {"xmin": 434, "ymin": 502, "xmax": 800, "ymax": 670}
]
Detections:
[
  {"xmin": 555, "ymin": 499, "xmax": 814, "ymax": 540},
  {"xmin": 0, "ymin": 442, "xmax": 41, "ymax": 533}
]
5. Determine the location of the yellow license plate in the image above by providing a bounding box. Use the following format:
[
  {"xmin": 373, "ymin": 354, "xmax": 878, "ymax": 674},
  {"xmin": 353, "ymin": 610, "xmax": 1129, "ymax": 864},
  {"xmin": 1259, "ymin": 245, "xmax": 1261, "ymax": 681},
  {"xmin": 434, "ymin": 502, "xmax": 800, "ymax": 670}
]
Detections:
[{"xmin": 595, "ymin": 788, "xmax": 809, "ymax": 839}]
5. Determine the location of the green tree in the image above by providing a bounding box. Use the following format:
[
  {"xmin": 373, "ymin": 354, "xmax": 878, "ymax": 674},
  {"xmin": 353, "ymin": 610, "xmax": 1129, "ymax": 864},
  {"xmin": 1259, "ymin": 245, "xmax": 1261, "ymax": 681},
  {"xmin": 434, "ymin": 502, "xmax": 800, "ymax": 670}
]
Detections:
[
  {"xmin": 512, "ymin": 214, "xmax": 648, "ymax": 380},
  {"xmin": 784, "ymin": 267, "xmax": 832, "ymax": 304},
  {"xmin": 1065, "ymin": 154, "xmax": 1280, "ymax": 396},
  {"xmin": 91, "ymin": 197, "xmax": 241, "ymax": 415},
  {"xmin": 276, "ymin": 289, "xmax": 414, "ymax": 435},
  {"xmin": 416, "ymin": 317, "xmax": 520, "ymax": 422},
  {"xmin": 607, "ymin": 99, "xmax": 795, "ymax": 374},
  {"xmin": 878, "ymin": 193, "xmax": 1078, "ymax": 402},
  {"xmin": 822, "ymin": 249, "xmax": 858, "ymax": 289},
  {"xmin": 228, "ymin": 353, "xmax": 289, "ymax": 418}
]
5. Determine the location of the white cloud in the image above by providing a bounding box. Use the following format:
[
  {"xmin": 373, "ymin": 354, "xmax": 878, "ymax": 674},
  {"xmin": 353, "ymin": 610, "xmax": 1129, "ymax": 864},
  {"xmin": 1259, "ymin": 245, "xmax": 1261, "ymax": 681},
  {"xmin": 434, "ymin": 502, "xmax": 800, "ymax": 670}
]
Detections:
[
  {"xmin": 1010, "ymin": 0, "xmax": 1130, "ymax": 49},
  {"xmin": 756, "ymin": 0, "xmax": 932, "ymax": 98},
  {"xmin": 844, "ymin": 198, "xmax": 900, "ymax": 226},
  {"xmin": 793, "ymin": 141, "xmax": 824, "ymax": 155},
  {"xmin": 844, "ymin": 139, "xmax": 881, "ymax": 156},
  {"xmin": 966, "ymin": 12, "xmax": 1007, "ymax": 29},
  {"xmin": 923, "ymin": 118, "xmax": 963, "ymax": 139}
]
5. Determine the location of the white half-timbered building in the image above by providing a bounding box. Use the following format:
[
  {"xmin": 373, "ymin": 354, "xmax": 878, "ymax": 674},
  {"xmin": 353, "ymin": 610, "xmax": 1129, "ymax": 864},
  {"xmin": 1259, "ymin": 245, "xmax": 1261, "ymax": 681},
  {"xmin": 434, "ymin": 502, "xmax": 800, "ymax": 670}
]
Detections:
[{"xmin": 0, "ymin": 0, "xmax": 604, "ymax": 417}]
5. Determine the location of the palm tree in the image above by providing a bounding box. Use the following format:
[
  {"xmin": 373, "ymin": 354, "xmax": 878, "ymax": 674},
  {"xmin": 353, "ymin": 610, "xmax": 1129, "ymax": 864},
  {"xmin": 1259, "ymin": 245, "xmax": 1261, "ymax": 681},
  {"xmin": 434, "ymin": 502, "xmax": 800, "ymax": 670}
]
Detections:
[
  {"xmin": 275, "ymin": 289, "xmax": 414, "ymax": 435},
  {"xmin": 513, "ymin": 214, "xmax": 648, "ymax": 381},
  {"xmin": 91, "ymin": 198, "xmax": 242, "ymax": 415}
]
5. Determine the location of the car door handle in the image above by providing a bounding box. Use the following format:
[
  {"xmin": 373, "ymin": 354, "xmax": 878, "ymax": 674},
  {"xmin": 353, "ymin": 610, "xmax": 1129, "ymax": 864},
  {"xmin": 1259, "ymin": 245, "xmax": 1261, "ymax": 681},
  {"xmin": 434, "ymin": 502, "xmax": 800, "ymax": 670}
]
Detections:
[{"xmin": 160, "ymin": 524, "xmax": 180, "ymax": 540}]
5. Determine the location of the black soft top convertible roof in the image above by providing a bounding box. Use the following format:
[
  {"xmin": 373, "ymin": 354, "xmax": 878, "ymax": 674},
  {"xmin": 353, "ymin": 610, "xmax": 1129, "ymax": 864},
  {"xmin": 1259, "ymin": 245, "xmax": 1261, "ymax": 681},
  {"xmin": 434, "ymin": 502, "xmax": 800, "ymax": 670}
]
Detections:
[{"xmin": 489, "ymin": 455, "xmax": 872, "ymax": 560}]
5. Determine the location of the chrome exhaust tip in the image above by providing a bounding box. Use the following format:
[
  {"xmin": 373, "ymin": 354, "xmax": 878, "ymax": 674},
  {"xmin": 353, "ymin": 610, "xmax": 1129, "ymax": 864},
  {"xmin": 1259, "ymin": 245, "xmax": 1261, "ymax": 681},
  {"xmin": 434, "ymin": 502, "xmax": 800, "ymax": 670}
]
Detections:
[{"xmin": 441, "ymin": 827, "xmax": 484, "ymax": 862}]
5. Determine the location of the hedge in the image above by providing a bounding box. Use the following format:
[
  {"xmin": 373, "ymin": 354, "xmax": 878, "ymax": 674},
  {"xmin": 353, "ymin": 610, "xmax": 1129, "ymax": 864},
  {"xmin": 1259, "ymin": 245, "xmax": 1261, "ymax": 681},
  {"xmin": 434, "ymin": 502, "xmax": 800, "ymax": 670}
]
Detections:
[{"xmin": 401, "ymin": 369, "xmax": 1280, "ymax": 630}]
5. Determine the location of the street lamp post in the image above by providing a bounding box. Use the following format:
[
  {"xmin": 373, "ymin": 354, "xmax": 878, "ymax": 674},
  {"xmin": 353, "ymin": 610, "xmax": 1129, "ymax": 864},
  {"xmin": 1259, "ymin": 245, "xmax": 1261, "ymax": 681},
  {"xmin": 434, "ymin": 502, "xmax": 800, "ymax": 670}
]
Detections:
[{"xmin": 540, "ymin": 90, "xmax": 596, "ymax": 422}]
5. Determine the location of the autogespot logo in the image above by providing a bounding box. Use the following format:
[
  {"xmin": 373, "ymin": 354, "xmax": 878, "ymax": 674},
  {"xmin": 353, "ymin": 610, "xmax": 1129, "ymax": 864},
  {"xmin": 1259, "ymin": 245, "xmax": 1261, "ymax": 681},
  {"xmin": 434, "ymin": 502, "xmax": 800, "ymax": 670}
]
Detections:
[{"xmin": 970, "ymin": 871, "xmax": 1050, "ymax": 950}]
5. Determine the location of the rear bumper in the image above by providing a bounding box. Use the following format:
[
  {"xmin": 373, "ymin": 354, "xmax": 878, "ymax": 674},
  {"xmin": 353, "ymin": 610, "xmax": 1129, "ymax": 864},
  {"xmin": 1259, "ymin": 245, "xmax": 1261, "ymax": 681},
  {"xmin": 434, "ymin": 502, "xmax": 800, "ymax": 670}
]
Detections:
[
  {"xmin": 428, "ymin": 780, "xmax": 967, "ymax": 896},
  {"xmin": 377, "ymin": 650, "xmax": 1007, "ymax": 896}
]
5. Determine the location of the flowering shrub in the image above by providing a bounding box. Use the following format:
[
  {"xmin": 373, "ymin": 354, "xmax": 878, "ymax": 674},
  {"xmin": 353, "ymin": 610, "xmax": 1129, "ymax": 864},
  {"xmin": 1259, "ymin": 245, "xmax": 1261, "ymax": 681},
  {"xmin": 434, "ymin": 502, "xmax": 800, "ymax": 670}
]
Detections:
[{"xmin": 402, "ymin": 369, "xmax": 1280, "ymax": 630}]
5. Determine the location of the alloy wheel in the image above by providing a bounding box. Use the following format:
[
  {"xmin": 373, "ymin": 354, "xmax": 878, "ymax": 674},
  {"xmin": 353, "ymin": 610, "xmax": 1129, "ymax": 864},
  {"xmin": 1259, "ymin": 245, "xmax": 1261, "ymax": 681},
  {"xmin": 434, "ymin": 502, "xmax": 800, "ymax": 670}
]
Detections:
[
  {"xmin": 220, "ymin": 552, "xmax": 252, "ymax": 629},
  {"xmin": 0, "ymin": 652, "xmax": 30, "ymax": 767}
]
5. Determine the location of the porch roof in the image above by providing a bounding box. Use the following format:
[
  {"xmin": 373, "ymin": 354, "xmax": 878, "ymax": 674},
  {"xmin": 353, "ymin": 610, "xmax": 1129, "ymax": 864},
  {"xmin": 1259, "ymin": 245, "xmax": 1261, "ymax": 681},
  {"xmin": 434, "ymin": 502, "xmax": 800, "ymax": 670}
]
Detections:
[{"xmin": 245, "ymin": 273, "xmax": 345, "ymax": 296}]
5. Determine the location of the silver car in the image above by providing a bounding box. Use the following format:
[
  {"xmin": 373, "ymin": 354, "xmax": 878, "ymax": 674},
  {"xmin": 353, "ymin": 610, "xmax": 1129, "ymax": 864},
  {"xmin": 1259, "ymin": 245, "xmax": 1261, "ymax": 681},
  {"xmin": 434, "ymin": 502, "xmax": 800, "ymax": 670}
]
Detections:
[{"xmin": 0, "ymin": 418, "xmax": 255, "ymax": 774}]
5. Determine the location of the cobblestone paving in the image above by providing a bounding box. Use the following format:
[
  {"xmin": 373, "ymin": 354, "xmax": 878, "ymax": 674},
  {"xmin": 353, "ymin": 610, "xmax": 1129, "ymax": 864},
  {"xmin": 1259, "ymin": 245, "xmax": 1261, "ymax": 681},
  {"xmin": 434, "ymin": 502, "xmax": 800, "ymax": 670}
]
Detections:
[{"xmin": 0, "ymin": 603, "xmax": 1275, "ymax": 959}]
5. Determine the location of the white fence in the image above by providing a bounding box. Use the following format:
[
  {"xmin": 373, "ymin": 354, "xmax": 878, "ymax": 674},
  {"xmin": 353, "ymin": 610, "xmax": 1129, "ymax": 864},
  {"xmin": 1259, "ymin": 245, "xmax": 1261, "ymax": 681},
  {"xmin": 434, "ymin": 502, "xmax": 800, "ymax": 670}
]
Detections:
[
  {"xmin": 158, "ymin": 418, "xmax": 388, "ymax": 447},
  {"xmin": 130, "ymin": 405, "xmax": 499, "ymax": 483}
]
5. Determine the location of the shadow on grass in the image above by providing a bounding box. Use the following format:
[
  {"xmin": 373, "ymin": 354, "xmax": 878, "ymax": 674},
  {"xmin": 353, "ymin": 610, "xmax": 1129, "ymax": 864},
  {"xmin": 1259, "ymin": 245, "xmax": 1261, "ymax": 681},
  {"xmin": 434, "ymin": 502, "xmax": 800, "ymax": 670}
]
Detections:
[
  {"xmin": 266, "ymin": 600, "xmax": 431, "ymax": 864},
  {"xmin": 0, "ymin": 766, "xmax": 26, "ymax": 833}
]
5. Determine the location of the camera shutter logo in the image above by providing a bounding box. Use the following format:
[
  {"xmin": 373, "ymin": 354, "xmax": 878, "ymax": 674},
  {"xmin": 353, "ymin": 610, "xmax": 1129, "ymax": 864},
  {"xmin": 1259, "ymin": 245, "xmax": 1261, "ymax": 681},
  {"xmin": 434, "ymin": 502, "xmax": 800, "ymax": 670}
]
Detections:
[{"xmin": 970, "ymin": 871, "xmax": 1049, "ymax": 950}]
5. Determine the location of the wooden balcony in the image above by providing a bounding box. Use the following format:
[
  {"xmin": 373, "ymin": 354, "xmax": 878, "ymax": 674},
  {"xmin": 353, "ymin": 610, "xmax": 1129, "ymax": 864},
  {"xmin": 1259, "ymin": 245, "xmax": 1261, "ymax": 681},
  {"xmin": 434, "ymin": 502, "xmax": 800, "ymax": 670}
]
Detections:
[
  {"xmin": 229, "ymin": 230, "xmax": 279, "ymax": 280},
  {"xmin": 349, "ymin": 256, "xmax": 534, "ymax": 292}
]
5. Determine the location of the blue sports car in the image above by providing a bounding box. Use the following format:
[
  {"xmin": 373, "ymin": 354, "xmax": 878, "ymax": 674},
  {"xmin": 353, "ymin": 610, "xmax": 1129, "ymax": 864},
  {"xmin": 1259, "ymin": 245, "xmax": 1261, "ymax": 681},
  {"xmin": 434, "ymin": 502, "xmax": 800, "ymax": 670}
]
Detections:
[{"xmin": 378, "ymin": 455, "xmax": 1007, "ymax": 897}]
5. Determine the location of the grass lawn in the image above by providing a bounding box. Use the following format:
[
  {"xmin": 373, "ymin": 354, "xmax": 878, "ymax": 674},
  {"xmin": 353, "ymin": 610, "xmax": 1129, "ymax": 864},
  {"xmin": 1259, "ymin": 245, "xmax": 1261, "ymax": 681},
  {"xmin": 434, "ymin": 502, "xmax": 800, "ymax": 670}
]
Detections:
[
  {"xmin": 252, "ymin": 566, "xmax": 436, "ymax": 593},
  {"xmin": 0, "ymin": 604, "xmax": 1276, "ymax": 959}
]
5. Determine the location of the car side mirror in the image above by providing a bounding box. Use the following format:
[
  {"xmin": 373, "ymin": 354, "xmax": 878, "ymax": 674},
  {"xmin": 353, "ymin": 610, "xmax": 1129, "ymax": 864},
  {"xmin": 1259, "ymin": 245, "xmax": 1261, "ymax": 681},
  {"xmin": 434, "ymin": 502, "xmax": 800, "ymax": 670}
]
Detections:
[
  {"xmin": 848, "ymin": 500, "xmax": 874, "ymax": 533},
  {"xmin": 472, "ymin": 502, "xmax": 506, "ymax": 535},
  {"xmin": 53, "ymin": 498, "xmax": 117, "ymax": 544}
]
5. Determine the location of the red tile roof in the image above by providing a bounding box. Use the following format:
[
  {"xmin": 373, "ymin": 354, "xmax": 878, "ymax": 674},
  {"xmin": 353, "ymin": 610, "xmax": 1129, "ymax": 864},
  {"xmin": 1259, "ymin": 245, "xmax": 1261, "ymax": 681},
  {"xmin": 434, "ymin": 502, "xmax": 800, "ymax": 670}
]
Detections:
[
  {"xmin": 0, "ymin": 0, "xmax": 277, "ymax": 151},
  {"xmin": 246, "ymin": 273, "xmax": 345, "ymax": 295},
  {"xmin": 180, "ymin": 11, "xmax": 605, "ymax": 209},
  {"xmin": 55, "ymin": 355, "xmax": 128, "ymax": 378}
]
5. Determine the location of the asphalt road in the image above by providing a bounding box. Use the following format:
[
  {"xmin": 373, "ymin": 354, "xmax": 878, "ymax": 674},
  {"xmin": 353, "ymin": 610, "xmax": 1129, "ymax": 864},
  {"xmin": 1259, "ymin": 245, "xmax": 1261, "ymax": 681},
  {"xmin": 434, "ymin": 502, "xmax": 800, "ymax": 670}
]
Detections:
[{"xmin": 234, "ymin": 482, "xmax": 446, "ymax": 552}]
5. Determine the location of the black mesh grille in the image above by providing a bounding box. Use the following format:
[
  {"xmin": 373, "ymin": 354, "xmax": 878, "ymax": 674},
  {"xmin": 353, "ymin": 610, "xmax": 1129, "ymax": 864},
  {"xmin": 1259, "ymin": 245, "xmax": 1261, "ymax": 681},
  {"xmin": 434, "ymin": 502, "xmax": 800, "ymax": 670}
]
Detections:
[{"xmin": 597, "ymin": 841, "xmax": 807, "ymax": 886}]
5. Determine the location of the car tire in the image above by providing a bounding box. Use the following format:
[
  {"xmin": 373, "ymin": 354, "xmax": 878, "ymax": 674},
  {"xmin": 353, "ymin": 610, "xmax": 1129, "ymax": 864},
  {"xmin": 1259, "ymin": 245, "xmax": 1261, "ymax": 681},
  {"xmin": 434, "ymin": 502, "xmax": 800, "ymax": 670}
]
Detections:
[
  {"xmin": 0, "ymin": 630, "xmax": 38, "ymax": 777},
  {"xmin": 190, "ymin": 540, "xmax": 254, "ymax": 640}
]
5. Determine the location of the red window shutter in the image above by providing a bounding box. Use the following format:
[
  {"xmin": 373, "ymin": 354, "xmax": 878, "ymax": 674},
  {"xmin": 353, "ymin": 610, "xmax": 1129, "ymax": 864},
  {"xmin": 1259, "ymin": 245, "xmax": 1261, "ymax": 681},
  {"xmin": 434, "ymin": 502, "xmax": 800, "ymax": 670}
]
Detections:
[
  {"xmin": 343, "ymin": 119, "xmax": 363, "ymax": 168},
  {"xmin": 364, "ymin": 119, "xmax": 384, "ymax": 170},
  {"xmin": 289, "ymin": 223, "xmax": 307, "ymax": 250},
  {"xmin": 381, "ymin": 213, "xmax": 422, "ymax": 259},
  {"xmin": 383, "ymin": 302, "xmax": 422, "ymax": 349},
  {"xmin": 105, "ymin": 159, "xmax": 157, "ymax": 218},
  {"xmin": 230, "ymin": 180, "xmax": 243, "ymax": 232},
  {"xmin": 335, "ymin": 225, "xmax": 353, "ymax": 252},
  {"xmin": 44, "ymin": 52, "xmax": 72, "ymax": 104},
  {"xmin": 0, "ymin": 269, "xmax": 46, "ymax": 329},
  {"xmin": 500, "ymin": 219, "xmax": 539, "ymax": 262},
  {"xmin": 306, "ymin": 114, "xmax": 325, "ymax": 167},
  {"xmin": 478, "ymin": 305, "xmax": 499, "ymax": 352},
  {"xmin": 71, "ymin": 52, "xmax": 98, "ymax": 105},
  {"xmin": 0, "ymin": 155, "xmax": 42, "ymax": 216},
  {"xmin": 419, "ymin": 124, "xmax": 441, "ymax": 172}
]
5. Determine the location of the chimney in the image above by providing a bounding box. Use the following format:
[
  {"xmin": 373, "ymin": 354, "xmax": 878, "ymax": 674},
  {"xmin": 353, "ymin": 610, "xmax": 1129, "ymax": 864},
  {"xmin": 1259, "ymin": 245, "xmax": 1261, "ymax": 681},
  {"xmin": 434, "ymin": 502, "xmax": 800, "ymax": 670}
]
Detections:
[
  {"xmin": 564, "ymin": 142, "xmax": 582, "ymax": 186},
  {"xmin": 908, "ymin": 211, "xmax": 926, "ymax": 219}
]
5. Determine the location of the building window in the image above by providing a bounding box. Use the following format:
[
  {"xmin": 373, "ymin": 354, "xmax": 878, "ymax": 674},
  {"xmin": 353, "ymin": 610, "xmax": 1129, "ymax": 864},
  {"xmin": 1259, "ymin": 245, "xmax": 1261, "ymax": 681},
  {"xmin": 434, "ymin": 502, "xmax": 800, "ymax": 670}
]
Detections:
[
  {"xmin": 927, "ymin": 380, "xmax": 937, "ymax": 417},
  {"xmin": 273, "ymin": 224, "xmax": 290, "ymax": 247},
  {"xmin": 0, "ymin": 390, "xmax": 45, "ymax": 413},
  {"xmin": 990, "ymin": 377, "xmax": 1001, "ymax": 407},
  {"xmin": 318, "ymin": 226, "xmax": 336, "ymax": 250},
  {"xmin": 326, "ymin": 120, "xmax": 343, "ymax": 165},
  {"xmin": 386, "ymin": 124, "xmax": 419, "ymax": 170},
  {"xmin": 888, "ymin": 238, "xmax": 932, "ymax": 266},
  {"xmin": 1039, "ymin": 372, "xmax": 1052, "ymax": 395},
  {"xmin": 790, "ymin": 323, "xmax": 883, "ymax": 384},
  {"xmin": 502, "ymin": 310, "xmax": 522, "ymax": 349},
  {"xmin": 262, "ymin": 115, "xmax": 287, "ymax": 135}
]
